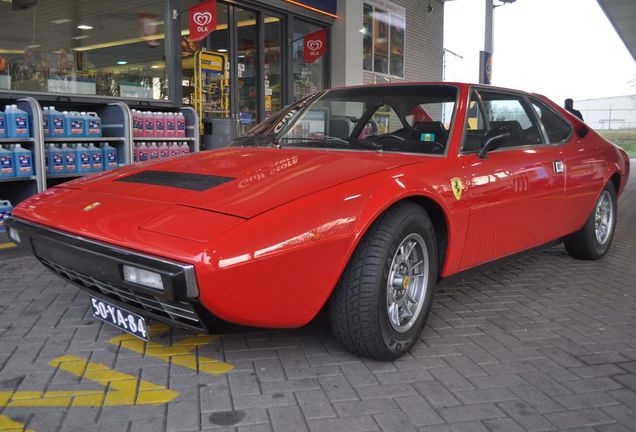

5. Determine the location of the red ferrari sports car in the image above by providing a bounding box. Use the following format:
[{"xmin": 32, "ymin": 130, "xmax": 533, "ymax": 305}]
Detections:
[{"xmin": 6, "ymin": 83, "xmax": 630, "ymax": 360}]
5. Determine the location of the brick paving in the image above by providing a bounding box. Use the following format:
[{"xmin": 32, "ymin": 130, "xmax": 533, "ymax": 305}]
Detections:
[{"xmin": 0, "ymin": 161, "xmax": 635, "ymax": 432}]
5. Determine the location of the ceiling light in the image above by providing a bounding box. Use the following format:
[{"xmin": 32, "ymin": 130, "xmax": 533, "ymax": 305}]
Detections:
[
  {"xmin": 77, "ymin": 24, "xmax": 93, "ymax": 30},
  {"xmin": 217, "ymin": 48, "xmax": 228, "ymax": 52},
  {"xmin": 26, "ymin": 44, "xmax": 41, "ymax": 49},
  {"xmin": 116, "ymin": 60, "xmax": 128, "ymax": 65},
  {"xmin": 151, "ymin": 65, "xmax": 161, "ymax": 69},
  {"xmin": 51, "ymin": 18, "xmax": 71, "ymax": 25},
  {"xmin": 72, "ymin": 35, "xmax": 90, "ymax": 40}
]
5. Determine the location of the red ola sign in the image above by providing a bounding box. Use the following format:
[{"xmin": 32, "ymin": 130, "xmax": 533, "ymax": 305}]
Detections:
[
  {"xmin": 189, "ymin": 0, "xmax": 217, "ymax": 42},
  {"xmin": 303, "ymin": 29, "xmax": 327, "ymax": 64}
]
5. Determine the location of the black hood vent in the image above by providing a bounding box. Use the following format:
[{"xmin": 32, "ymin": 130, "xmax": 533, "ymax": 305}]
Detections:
[{"xmin": 117, "ymin": 171, "xmax": 234, "ymax": 191}]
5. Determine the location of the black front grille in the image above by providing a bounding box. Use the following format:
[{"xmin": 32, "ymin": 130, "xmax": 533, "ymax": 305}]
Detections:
[{"xmin": 40, "ymin": 258, "xmax": 205, "ymax": 331}]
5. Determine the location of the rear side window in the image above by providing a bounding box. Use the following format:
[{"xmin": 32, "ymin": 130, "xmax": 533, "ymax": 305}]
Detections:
[
  {"xmin": 530, "ymin": 98, "xmax": 572, "ymax": 143},
  {"xmin": 478, "ymin": 91, "xmax": 544, "ymax": 147}
]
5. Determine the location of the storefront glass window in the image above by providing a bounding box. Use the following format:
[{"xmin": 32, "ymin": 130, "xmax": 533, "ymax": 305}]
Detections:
[
  {"xmin": 292, "ymin": 20, "xmax": 326, "ymax": 101},
  {"xmin": 236, "ymin": 8, "xmax": 258, "ymax": 135},
  {"xmin": 0, "ymin": 0, "xmax": 167, "ymax": 99},
  {"xmin": 362, "ymin": 0, "xmax": 405, "ymax": 78},
  {"xmin": 264, "ymin": 15, "xmax": 283, "ymax": 118},
  {"xmin": 181, "ymin": 1, "xmax": 230, "ymax": 119}
]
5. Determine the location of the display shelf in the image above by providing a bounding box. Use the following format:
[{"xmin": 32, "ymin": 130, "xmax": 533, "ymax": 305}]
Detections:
[
  {"xmin": 126, "ymin": 105, "xmax": 200, "ymax": 161},
  {"xmin": 40, "ymin": 101, "xmax": 131, "ymax": 189},
  {"xmin": 44, "ymin": 137, "xmax": 125, "ymax": 143},
  {"xmin": 0, "ymin": 137, "xmax": 35, "ymax": 143},
  {"xmin": 0, "ymin": 175, "xmax": 37, "ymax": 183},
  {"xmin": 0, "ymin": 96, "xmax": 44, "ymax": 207},
  {"xmin": 133, "ymin": 137, "xmax": 195, "ymax": 141}
]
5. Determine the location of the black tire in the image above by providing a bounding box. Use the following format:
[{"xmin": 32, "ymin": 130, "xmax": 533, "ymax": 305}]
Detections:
[
  {"xmin": 564, "ymin": 182, "xmax": 617, "ymax": 260},
  {"xmin": 329, "ymin": 202, "xmax": 437, "ymax": 360}
]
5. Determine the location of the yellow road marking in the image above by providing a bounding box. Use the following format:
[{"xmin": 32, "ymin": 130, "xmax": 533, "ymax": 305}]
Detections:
[
  {"xmin": 0, "ymin": 415, "xmax": 34, "ymax": 432},
  {"xmin": 108, "ymin": 324, "xmax": 234, "ymax": 375},
  {"xmin": 0, "ymin": 355, "xmax": 178, "ymax": 408},
  {"xmin": 0, "ymin": 242, "xmax": 16, "ymax": 250}
]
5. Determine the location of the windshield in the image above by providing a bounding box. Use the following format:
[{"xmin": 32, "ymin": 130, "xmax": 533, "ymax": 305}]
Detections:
[{"xmin": 231, "ymin": 85, "xmax": 458, "ymax": 155}]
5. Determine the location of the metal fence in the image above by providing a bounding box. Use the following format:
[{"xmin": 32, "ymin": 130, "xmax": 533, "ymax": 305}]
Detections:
[{"xmin": 579, "ymin": 108, "xmax": 636, "ymax": 130}]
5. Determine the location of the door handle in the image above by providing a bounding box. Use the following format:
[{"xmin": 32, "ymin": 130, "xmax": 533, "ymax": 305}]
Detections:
[{"xmin": 553, "ymin": 160, "xmax": 565, "ymax": 174}]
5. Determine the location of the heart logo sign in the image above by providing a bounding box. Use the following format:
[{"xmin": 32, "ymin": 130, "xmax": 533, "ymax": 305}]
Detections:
[
  {"xmin": 303, "ymin": 29, "xmax": 327, "ymax": 64},
  {"xmin": 307, "ymin": 40, "xmax": 322, "ymax": 52},
  {"xmin": 189, "ymin": 0, "xmax": 217, "ymax": 42},
  {"xmin": 193, "ymin": 11, "xmax": 212, "ymax": 26}
]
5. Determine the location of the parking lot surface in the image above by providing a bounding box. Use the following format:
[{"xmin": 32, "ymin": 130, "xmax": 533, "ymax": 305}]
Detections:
[{"xmin": 1, "ymin": 161, "xmax": 635, "ymax": 432}]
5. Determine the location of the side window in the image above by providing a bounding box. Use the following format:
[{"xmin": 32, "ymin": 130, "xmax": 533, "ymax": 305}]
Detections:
[
  {"xmin": 530, "ymin": 98, "xmax": 572, "ymax": 143},
  {"xmin": 479, "ymin": 91, "xmax": 544, "ymax": 147},
  {"xmin": 461, "ymin": 92, "xmax": 486, "ymax": 153}
]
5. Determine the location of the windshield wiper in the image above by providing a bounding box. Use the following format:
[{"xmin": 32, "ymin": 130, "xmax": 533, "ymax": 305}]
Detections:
[{"xmin": 279, "ymin": 136, "xmax": 381, "ymax": 151}]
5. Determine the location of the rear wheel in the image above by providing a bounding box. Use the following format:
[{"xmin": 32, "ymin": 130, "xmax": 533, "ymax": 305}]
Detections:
[
  {"xmin": 329, "ymin": 202, "xmax": 437, "ymax": 360},
  {"xmin": 564, "ymin": 182, "xmax": 617, "ymax": 260}
]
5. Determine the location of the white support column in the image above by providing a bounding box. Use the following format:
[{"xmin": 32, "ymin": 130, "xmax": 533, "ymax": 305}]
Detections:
[
  {"xmin": 485, "ymin": 0, "xmax": 494, "ymax": 54},
  {"xmin": 330, "ymin": 0, "xmax": 364, "ymax": 87}
]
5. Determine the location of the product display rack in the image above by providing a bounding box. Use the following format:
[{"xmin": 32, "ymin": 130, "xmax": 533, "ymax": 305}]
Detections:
[
  {"xmin": 1, "ymin": 99, "xmax": 200, "ymax": 205},
  {"xmin": 41, "ymin": 101, "xmax": 132, "ymax": 189},
  {"xmin": 128, "ymin": 105, "xmax": 200, "ymax": 162},
  {"xmin": 0, "ymin": 96, "xmax": 44, "ymax": 207}
]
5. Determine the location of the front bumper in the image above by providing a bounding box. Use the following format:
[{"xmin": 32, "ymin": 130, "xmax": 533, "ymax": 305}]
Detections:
[{"xmin": 6, "ymin": 217, "xmax": 212, "ymax": 332}]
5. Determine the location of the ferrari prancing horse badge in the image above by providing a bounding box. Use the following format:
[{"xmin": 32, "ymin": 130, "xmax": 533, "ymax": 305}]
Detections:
[{"xmin": 450, "ymin": 178, "xmax": 463, "ymax": 200}]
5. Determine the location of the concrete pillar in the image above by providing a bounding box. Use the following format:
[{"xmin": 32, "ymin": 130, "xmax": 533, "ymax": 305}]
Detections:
[{"xmin": 330, "ymin": 0, "xmax": 364, "ymax": 87}]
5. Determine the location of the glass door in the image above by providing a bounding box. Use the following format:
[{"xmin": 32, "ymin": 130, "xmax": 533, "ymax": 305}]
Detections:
[
  {"xmin": 264, "ymin": 14, "xmax": 283, "ymax": 118},
  {"xmin": 235, "ymin": 7, "xmax": 258, "ymax": 136},
  {"xmin": 292, "ymin": 19, "xmax": 327, "ymax": 102}
]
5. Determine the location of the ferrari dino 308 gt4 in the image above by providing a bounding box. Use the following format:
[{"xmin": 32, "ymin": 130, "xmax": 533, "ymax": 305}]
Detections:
[{"xmin": 7, "ymin": 83, "xmax": 630, "ymax": 359}]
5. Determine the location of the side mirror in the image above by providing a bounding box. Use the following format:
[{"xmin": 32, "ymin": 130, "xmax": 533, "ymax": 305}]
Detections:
[{"xmin": 478, "ymin": 126, "xmax": 511, "ymax": 159}]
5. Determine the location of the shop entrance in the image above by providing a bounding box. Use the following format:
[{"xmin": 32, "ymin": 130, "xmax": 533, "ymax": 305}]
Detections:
[{"xmin": 181, "ymin": 1, "xmax": 328, "ymax": 141}]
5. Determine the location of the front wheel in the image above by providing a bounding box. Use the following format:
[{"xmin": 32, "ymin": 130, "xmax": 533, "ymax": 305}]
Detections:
[
  {"xmin": 564, "ymin": 182, "xmax": 617, "ymax": 260},
  {"xmin": 329, "ymin": 202, "xmax": 437, "ymax": 360}
]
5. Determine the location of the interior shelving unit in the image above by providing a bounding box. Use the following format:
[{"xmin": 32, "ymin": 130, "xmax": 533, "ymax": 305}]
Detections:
[
  {"xmin": 41, "ymin": 101, "xmax": 132, "ymax": 188},
  {"xmin": 128, "ymin": 105, "xmax": 200, "ymax": 162},
  {"xmin": 0, "ymin": 96, "xmax": 44, "ymax": 207},
  {"xmin": 0, "ymin": 98, "xmax": 200, "ymax": 204}
]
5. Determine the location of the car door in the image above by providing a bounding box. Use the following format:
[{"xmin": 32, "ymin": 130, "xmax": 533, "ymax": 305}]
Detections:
[
  {"xmin": 458, "ymin": 90, "xmax": 566, "ymax": 269},
  {"xmin": 528, "ymin": 97, "xmax": 605, "ymax": 237}
]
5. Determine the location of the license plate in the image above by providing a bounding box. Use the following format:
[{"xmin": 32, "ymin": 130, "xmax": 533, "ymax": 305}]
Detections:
[{"xmin": 90, "ymin": 297, "xmax": 149, "ymax": 341}]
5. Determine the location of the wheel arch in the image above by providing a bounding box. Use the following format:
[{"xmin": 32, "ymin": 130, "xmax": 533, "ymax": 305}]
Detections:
[
  {"xmin": 351, "ymin": 193, "xmax": 451, "ymax": 280},
  {"xmin": 404, "ymin": 196, "xmax": 449, "ymax": 277},
  {"xmin": 609, "ymin": 171, "xmax": 621, "ymax": 196}
]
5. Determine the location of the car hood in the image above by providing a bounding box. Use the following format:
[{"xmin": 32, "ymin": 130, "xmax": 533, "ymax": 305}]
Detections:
[{"xmin": 58, "ymin": 147, "xmax": 422, "ymax": 218}]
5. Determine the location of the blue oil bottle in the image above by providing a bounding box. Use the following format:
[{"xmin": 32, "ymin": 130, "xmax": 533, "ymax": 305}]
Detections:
[
  {"xmin": 85, "ymin": 112, "xmax": 102, "ymax": 137},
  {"xmin": 49, "ymin": 107, "xmax": 66, "ymax": 137},
  {"xmin": 6, "ymin": 105, "xmax": 30, "ymax": 138},
  {"xmin": 0, "ymin": 145, "xmax": 14, "ymax": 177},
  {"xmin": 47, "ymin": 144, "xmax": 65, "ymax": 175},
  {"xmin": 61, "ymin": 143, "xmax": 77, "ymax": 173},
  {"xmin": 100, "ymin": 143, "xmax": 117, "ymax": 170},
  {"xmin": 77, "ymin": 144, "xmax": 92, "ymax": 174},
  {"xmin": 0, "ymin": 200, "xmax": 13, "ymax": 233},
  {"xmin": 0, "ymin": 110, "xmax": 6, "ymax": 138},
  {"xmin": 12, "ymin": 144, "xmax": 33, "ymax": 177},
  {"xmin": 87, "ymin": 143, "xmax": 103, "ymax": 172}
]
